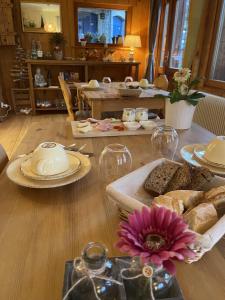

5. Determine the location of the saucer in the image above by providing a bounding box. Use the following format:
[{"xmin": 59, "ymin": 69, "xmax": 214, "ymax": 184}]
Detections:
[
  {"xmin": 7, "ymin": 152, "xmax": 91, "ymax": 188},
  {"xmin": 180, "ymin": 144, "xmax": 225, "ymax": 176},
  {"xmin": 194, "ymin": 144, "xmax": 225, "ymax": 169},
  {"xmin": 21, "ymin": 151, "xmax": 81, "ymax": 180}
]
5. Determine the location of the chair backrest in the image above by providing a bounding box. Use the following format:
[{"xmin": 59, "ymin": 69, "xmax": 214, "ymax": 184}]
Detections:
[
  {"xmin": 193, "ymin": 93, "xmax": 225, "ymax": 135},
  {"xmin": 0, "ymin": 144, "xmax": 8, "ymax": 173},
  {"xmin": 58, "ymin": 76, "xmax": 75, "ymax": 121}
]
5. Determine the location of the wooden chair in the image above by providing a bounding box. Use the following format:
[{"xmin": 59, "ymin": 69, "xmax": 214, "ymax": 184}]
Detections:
[
  {"xmin": 0, "ymin": 144, "xmax": 8, "ymax": 173},
  {"xmin": 58, "ymin": 76, "xmax": 75, "ymax": 121}
]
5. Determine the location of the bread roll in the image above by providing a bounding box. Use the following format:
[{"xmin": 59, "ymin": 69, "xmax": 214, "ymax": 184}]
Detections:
[
  {"xmin": 204, "ymin": 185, "xmax": 225, "ymax": 205},
  {"xmin": 165, "ymin": 190, "xmax": 204, "ymax": 209},
  {"xmin": 183, "ymin": 203, "xmax": 218, "ymax": 234},
  {"xmin": 153, "ymin": 195, "xmax": 184, "ymax": 215}
]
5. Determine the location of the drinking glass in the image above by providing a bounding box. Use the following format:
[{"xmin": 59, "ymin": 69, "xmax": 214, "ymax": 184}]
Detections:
[
  {"xmin": 82, "ymin": 242, "xmax": 107, "ymax": 275},
  {"xmin": 99, "ymin": 144, "xmax": 132, "ymax": 184},
  {"xmin": 151, "ymin": 126, "xmax": 179, "ymax": 160},
  {"xmin": 122, "ymin": 108, "xmax": 136, "ymax": 122}
]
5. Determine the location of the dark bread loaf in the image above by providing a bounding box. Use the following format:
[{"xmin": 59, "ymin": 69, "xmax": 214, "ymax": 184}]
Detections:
[
  {"xmin": 166, "ymin": 163, "xmax": 192, "ymax": 192},
  {"xmin": 144, "ymin": 161, "xmax": 180, "ymax": 196},
  {"xmin": 188, "ymin": 166, "xmax": 214, "ymax": 190}
]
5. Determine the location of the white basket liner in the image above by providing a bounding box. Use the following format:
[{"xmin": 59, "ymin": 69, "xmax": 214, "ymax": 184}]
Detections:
[{"xmin": 106, "ymin": 158, "xmax": 225, "ymax": 261}]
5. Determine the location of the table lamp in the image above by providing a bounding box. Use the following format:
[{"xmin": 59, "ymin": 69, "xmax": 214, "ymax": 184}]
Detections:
[{"xmin": 124, "ymin": 35, "xmax": 142, "ymax": 61}]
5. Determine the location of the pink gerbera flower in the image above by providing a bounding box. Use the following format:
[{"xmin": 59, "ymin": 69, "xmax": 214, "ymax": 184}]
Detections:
[{"xmin": 116, "ymin": 206, "xmax": 196, "ymax": 274}]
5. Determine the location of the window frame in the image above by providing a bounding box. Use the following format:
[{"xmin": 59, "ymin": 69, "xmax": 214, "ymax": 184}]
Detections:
[
  {"xmin": 203, "ymin": 0, "xmax": 225, "ymax": 91},
  {"xmin": 74, "ymin": 2, "xmax": 131, "ymax": 47}
]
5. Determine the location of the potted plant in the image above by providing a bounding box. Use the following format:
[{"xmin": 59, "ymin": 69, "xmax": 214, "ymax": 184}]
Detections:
[
  {"xmin": 49, "ymin": 33, "xmax": 66, "ymax": 60},
  {"xmin": 157, "ymin": 68, "xmax": 205, "ymax": 129},
  {"xmin": 84, "ymin": 32, "xmax": 92, "ymax": 43}
]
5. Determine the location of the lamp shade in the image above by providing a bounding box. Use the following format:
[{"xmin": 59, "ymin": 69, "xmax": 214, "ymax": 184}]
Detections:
[{"xmin": 124, "ymin": 35, "xmax": 142, "ymax": 48}]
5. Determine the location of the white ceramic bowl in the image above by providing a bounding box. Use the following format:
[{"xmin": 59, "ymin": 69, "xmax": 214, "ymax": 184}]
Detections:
[
  {"xmin": 123, "ymin": 122, "xmax": 141, "ymax": 131},
  {"xmin": 118, "ymin": 88, "xmax": 142, "ymax": 97},
  {"xmin": 204, "ymin": 136, "xmax": 225, "ymax": 165},
  {"xmin": 88, "ymin": 80, "xmax": 99, "ymax": 88},
  {"xmin": 30, "ymin": 142, "xmax": 69, "ymax": 176},
  {"xmin": 139, "ymin": 120, "xmax": 157, "ymax": 130},
  {"xmin": 139, "ymin": 78, "xmax": 149, "ymax": 88}
]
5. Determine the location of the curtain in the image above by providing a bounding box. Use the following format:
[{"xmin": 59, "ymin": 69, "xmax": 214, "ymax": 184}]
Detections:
[{"xmin": 145, "ymin": 0, "xmax": 162, "ymax": 82}]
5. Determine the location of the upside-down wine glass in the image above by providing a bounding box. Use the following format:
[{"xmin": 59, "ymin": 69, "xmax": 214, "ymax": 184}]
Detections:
[
  {"xmin": 99, "ymin": 143, "xmax": 132, "ymax": 185},
  {"xmin": 151, "ymin": 125, "xmax": 179, "ymax": 160}
]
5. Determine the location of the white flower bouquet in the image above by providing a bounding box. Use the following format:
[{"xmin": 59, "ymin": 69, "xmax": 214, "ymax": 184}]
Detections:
[{"xmin": 157, "ymin": 68, "xmax": 205, "ymax": 106}]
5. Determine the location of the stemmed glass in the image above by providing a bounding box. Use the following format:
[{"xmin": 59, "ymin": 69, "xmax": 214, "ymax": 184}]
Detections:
[
  {"xmin": 151, "ymin": 125, "xmax": 179, "ymax": 160},
  {"xmin": 99, "ymin": 143, "xmax": 132, "ymax": 185},
  {"xmin": 102, "ymin": 77, "xmax": 111, "ymax": 90}
]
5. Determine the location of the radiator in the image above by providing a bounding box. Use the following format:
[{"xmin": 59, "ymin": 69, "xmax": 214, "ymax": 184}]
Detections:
[{"xmin": 193, "ymin": 93, "xmax": 225, "ymax": 136}]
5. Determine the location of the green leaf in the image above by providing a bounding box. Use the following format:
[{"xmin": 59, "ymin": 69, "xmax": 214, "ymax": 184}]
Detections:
[
  {"xmin": 187, "ymin": 99, "xmax": 199, "ymax": 106},
  {"xmin": 189, "ymin": 92, "xmax": 205, "ymax": 100}
]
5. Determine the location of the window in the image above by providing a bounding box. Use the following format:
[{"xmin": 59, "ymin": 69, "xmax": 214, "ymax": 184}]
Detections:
[
  {"xmin": 156, "ymin": 0, "xmax": 190, "ymax": 75},
  {"xmin": 77, "ymin": 7, "xmax": 126, "ymax": 44},
  {"xmin": 160, "ymin": 3, "xmax": 169, "ymax": 67},
  {"xmin": 210, "ymin": 0, "xmax": 225, "ymax": 81},
  {"xmin": 169, "ymin": 0, "xmax": 190, "ymax": 68}
]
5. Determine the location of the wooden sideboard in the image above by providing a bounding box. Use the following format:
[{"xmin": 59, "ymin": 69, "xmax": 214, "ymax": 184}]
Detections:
[{"xmin": 26, "ymin": 60, "xmax": 140, "ymax": 114}]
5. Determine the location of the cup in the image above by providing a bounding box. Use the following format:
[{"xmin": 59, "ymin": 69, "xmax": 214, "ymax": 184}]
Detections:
[
  {"xmin": 122, "ymin": 108, "xmax": 136, "ymax": 122},
  {"xmin": 204, "ymin": 136, "xmax": 225, "ymax": 165},
  {"xmin": 88, "ymin": 79, "xmax": 99, "ymax": 88},
  {"xmin": 30, "ymin": 142, "xmax": 69, "ymax": 176},
  {"xmin": 135, "ymin": 108, "xmax": 148, "ymax": 121},
  {"xmin": 139, "ymin": 78, "xmax": 149, "ymax": 88}
]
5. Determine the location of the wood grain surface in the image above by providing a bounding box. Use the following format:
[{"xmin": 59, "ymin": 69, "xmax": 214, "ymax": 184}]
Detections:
[{"xmin": 0, "ymin": 118, "xmax": 224, "ymax": 300}]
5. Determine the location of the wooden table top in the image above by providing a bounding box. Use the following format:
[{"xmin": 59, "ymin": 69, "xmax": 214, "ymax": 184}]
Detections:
[
  {"xmin": 0, "ymin": 120, "xmax": 225, "ymax": 300},
  {"xmin": 74, "ymin": 82, "xmax": 168, "ymax": 101}
]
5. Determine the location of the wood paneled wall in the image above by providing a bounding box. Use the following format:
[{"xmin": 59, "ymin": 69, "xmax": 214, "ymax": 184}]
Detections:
[{"xmin": 0, "ymin": 0, "xmax": 150, "ymax": 105}]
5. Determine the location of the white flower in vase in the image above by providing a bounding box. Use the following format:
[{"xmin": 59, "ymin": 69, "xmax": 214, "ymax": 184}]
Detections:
[
  {"xmin": 179, "ymin": 83, "xmax": 189, "ymax": 96},
  {"xmin": 173, "ymin": 68, "xmax": 191, "ymax": 83}
]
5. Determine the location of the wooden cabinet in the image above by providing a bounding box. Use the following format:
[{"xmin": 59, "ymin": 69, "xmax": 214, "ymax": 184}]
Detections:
[
  {"xmin": 0, "ymin": 0, "xmax": 15, "ymax": 46},
  {"xmin": 26, "ymin": 59, "xmax": 140, "ymax": 114}
]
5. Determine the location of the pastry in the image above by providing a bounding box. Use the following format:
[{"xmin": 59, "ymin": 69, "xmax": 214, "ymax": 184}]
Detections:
[
  {"xmin": 166, "ymin": 163, "xmax": 191, "ymax": 192},
  {"xmin": 183, "ymin": 203, "xmax": 218, "ymax": 234},
  {"xmin": 165, "ymin": 190, "xmax": 204, "ymax": 209},
  {"xmin": 204, "ymin": 185, "xmax": 225, "ymax": 203},
  {"xmin": 144, "ymin": 161, "xmax": 180, "ymax": 196},
  {"xmin": 188, "ymin": 166, "xmax": 214, "ymax": 190},
  {"xmin": 153, "ymin": 195, "xmax": 184, "ymax": 215}
]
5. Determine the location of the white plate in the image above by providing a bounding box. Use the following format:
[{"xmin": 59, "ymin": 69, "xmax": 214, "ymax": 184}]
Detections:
[
  {"xmin": 194, "ymin": 144, "xmax": 225, "ymax": 169},
  {"xmin": 6, "ymin": 152, "xmax": 91, "ymax": 188},
  {"xmin": 20, "ymin": 151, "xmax": 81, "ymax": 181},
  {"xmin": 180, "ymin": 144, "xmax": 225, "ymax": 176}
]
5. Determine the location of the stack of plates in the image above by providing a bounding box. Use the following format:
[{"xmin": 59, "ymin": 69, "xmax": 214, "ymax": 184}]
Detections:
[
  {"xmin": 6, "ymin": 151, "xmax": 91, "ymax": 188},
  {"xmin": 180, "ymin": 144, "xmax": 225, "ymax": 176}
]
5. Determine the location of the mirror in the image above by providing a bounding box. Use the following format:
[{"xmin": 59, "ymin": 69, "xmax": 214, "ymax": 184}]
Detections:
[
  {"xmin": 77, "ymin": 7, "xmax": 127, "ymax": 44},
  {"xmin": 20, "ymin": 2, "xmax": 61, "ymax": 33}
]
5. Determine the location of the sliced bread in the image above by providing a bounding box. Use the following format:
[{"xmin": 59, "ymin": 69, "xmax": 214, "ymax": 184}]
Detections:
[
  {"xmin": 144, "ymin": 161, "xmax": 180, "ymax": 196},
  {"xmin": 166, "ymin": 163, "xmax": 192, "ymax": 192}
]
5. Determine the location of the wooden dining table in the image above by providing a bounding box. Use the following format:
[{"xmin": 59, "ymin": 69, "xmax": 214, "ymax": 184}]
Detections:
[
  {"xmin": 74, "ymin": 82, "xmax": 167, "ymax": 119},
  {"xmin": 0, "ymin": 118, "xmax": 224, "ymax": 300}
]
